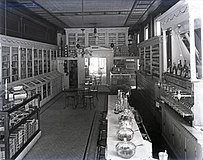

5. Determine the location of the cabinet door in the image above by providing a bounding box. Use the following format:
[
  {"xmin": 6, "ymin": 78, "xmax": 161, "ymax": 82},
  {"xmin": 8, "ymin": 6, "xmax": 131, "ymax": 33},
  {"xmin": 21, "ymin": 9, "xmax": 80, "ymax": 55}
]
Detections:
[
  {"xmin": 2, "ymin": 46, "xmax": 10, "ymax": 84},
  {"xmin": 11, "ymin": 47, "xmax": 19, "ymax": 82},
  {"xmin": 27, "ymin": 48, "xmax": 33, "ymax": 78},
  {"xmin": 185, "ymin": 134, "xmax": 197, "ymax": 160},
  {"xmin": 162, "ymin": 107, "xmax": 174, "ymax": 149},
  {"xmin": 173, "ymin": 123, "xmax": 185, "ymax": 158},
  {"xmin": 39, "ymin": 49, "xmax": 43, "ymax": 74},
  {"xmin": 20, "ymin": 48, "xmax": 26, "ymax": 79},
  {"xmin": 47, "ymin": 50, "xmax": 51, "ymax": 72},
  {"xmin": 34, "ymin": 49, "xmax": 38, "ymax": 76},
  {"xmin": 43, "ymin": 50, "xmax": 47, "ymax": 73}
]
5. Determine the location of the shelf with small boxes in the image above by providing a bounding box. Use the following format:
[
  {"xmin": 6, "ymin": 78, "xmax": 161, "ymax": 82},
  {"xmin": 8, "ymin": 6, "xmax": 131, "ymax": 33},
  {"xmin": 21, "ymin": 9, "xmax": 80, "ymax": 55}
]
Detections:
[
  {"xmin": 27, "ymin": 49, "xmax": 33, "ymax": 78},
  {"xmin": 11, "ymin": 47, "xmax": 19, "ymax": 82},
  {"xmin": 0, "ymin": 92, "xmax": 41, "ymax": 160},
  {"xmin": 20, "ymin": 48, "xmax": 26, "ymax": 80},
  {"xmin": 1, "ymin": 46, "xmax": 10, "ymax": 84}
]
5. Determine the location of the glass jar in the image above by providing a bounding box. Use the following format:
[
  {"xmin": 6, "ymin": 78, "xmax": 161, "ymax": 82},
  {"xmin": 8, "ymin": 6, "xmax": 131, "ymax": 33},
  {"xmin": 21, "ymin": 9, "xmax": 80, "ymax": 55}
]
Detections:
[
  {"xmin": 115, "ymin": 138, "xmax": 136, "ymax": 159},
  {"xmin": 117, "ymin": 127, "xmax": 134, "ymax": 141}
]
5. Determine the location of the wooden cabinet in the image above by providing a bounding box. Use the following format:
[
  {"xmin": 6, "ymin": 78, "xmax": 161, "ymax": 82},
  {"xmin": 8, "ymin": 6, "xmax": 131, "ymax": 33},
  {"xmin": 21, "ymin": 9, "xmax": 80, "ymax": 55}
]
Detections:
[
  {"xmin": 11, "ymin": 47, "xmax": 19, "ymax": 82},
  {"xmin": 1, "ymin": 46, "xmax": 10, "ymax": 84},
  {"xmin": 65, "ymin": 27, "xmax": 129, "ymax": 52},
  {"xmin": 138, "ymin": 36, "xmax": 162, "ymax": 79},
  {"xmin": 20, "ymin": 48, "xmax": 26, "ymax": 79},
  {"xmin": 0, "ymin": 35, "xmax": 57, "ymax": 85},
  {"xmin": 34, "ymin": 49, "xmax": 38, "ymax": 76},
  {"xmin": 27, "ymin": 48, "xmax": 33, "ymax": 78},
  {"xmin": 162, "ymin": 104, "xmax": 203, "ymax": 159},
  {"xmin": 0, "ymin": 35, "xmax": 61, "ymax": 106},
  {"xmin": 0, "ymin": 94, "xmax": 41, "ymax": 160}
]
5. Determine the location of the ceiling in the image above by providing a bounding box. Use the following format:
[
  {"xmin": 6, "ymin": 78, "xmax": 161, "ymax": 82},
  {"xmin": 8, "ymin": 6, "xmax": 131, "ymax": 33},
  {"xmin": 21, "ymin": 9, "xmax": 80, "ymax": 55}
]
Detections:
[{"xmin": 8, "ymin": 0, "xmax": 179, "ymax": 30}]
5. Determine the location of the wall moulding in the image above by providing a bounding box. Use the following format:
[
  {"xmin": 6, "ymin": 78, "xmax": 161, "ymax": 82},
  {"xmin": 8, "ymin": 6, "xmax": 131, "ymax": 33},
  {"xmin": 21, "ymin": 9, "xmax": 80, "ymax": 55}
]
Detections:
[{"xmin": 0, "ymin": 35, "xmax": 57, "ymax": 49}]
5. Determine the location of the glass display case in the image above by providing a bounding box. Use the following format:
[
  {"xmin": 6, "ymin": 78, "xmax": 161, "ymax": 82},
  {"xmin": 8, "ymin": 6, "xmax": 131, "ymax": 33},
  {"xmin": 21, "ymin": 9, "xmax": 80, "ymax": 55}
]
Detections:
[
  {"xmin": 68, "ymin": 33, "xmax": 76, "ymax": 57},
  {"xmin": 34, "ymin": 49, "xmax": 38, "ymax": 76},
  {"xmin": 47, "ymin": 50, "xmax": 51, "ymax": 72},
  {"xmin": 20, "ymin": 48, "xmax": 26, "ymax": 79},
  {"xmin": 27, "ymin": 48, "xmax": 33, "ymax": 78},
  {"xmin": 43, "ymin": 50, "xmax": 47, "ymax": 74},
  {"xmin": 39, "ymin": 49, "xmax": 43, "ymax": 75},
  {"xmin": 23, "ymin": 82, "xmax": 37, "ymax": 98},
  {"xmin": 0, "ymin": 94, "xmax": 41, "ymax": 160},
  {"xmin": 11, "ymin": 47, "xmax": 19, "ymax": 82},
  {"xmin": 2, "ymin": 46, "xmax": 10, "ymax": 84}
]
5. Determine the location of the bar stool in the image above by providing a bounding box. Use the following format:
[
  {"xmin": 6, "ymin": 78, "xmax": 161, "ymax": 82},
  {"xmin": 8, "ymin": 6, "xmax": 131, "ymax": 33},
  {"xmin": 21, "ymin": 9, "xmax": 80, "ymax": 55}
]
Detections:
[
  {"xmin": 90, "ymin": 85, "xmax": 98, "ymax": 100},
  {"xmin": 75, "ymin": 88, "xmax": 85, "ymax": 108},
  {"xmin": 64, "ymin": 94, "xmax": 76, "ymax": 109},
  {"xmin": 83, "ymin": 87, "xmax": 94, "ymax": 109},
  {"xmin": 97, "ymin": 130, "xmax": 107, "ymax": 160}
]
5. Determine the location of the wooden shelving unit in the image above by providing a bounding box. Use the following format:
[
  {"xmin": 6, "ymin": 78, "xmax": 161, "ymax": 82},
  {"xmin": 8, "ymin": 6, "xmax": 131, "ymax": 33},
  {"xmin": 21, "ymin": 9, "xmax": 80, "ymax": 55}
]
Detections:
[
  {"xmin": 43, "ymin": 50, "xmax": 47, "ymax": 74},
  {"xmin": 88, "ymin": 33, "xmax": 96, "ymax": 46},
  {"xmin": 11, "ymin": 47, "xmax": 19, "ymax": 82},
  {"xmin": 152, "ymin": 44, "xmax": 160, "ymax": 78},
  {"xmin": 0, "ymin": 35, "xmax": 62, "ymax": 108},
  {"xmin": 145, "ymin": 46, "xmax": 151, "ymax": 75},
  {"xmin": 20, "ymin": 48, "xmax": 26, "ymax": 79},
  {"xmin": 108, "ymin": 33, "xmax": 116, "ymax": 46},
  {"xmin": 27, "ymin": 49, "xmax": 32, "ymax": 78},
  {"xmin": 0, "ymin": 94, "xmax": 41, "ymax": 160},
  {"xmin": 47, "ymin": 50, "xmax": 51, "ymax": 72},
  {"xmin": 97, "ymin": 33, "xmax": 105, "ymax": 46},
  {"xmin": 34, "ymin": 49, "xmax": 38, "ymax": 76},
  {"xmin": 2, "ymin": 46, "xmax": 10, "ymax": 84},
  {"xmin": 138, "ymin": 36, "xmax": 162, "ymax": 79},
  {"xmin": 118, "ymin": 33, "xmax": 126, "ymax": 46},
  {"xmin": 67, "ymin": 33, "xmax": 76, "ymax": 57},
  {"xmin": 38, "ymin": 49, "xmax": 43, "ymax": 75}
]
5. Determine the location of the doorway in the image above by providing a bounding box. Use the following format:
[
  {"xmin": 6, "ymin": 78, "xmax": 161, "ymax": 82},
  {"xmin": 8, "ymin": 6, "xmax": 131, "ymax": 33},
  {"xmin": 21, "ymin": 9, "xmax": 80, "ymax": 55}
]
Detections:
[
  {"xmin": 69, "ymin": 60, "xmax": 78, "ymax": 88},
  {"xmin": 85, "ymin": 57, "xmax": 107, "ymax": 84}
]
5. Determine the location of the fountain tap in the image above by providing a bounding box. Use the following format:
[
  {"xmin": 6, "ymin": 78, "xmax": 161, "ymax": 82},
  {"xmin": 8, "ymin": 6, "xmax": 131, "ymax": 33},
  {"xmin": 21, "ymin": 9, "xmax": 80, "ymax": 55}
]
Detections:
[{"xmin": 173, "ymin": 90, "xmax": 192, "ymax": 100}]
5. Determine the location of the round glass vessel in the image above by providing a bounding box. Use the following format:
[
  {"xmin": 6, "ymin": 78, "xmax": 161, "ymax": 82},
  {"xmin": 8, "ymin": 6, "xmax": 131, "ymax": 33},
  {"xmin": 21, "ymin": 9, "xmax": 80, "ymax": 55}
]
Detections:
[
  {"xmin": 115, "ymin": 138, "xmax": 136, "ymax": 159},
  {"xmin": 117, "ymin": 127, "xmax": 134, "ymax": 141}
]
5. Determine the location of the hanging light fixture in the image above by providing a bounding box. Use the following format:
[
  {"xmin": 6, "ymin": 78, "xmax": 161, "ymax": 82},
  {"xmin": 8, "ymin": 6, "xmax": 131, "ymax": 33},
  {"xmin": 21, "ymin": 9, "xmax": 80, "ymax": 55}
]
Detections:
[{"xmin": 76, "ymin": 0, "xmax": 92, "ymax": 57}]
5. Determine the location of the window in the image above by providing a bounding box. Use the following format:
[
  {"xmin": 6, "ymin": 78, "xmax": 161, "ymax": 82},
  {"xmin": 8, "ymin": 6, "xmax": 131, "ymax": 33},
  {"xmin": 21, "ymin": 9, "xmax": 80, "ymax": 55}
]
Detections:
[
  {"xmin": 144, "ymin": 25, "xmax": 149, "ymax": 40},
  {"xmin": 88, "ymin": 57, "xmax": 107, "ymax": 84},
  {"xmin": 154, "ymin": 15, "xmax": 161, "ymax": 36},
  {"xmin": 137, "ymin": 33, "xmax": 140, "ymax": 44}
]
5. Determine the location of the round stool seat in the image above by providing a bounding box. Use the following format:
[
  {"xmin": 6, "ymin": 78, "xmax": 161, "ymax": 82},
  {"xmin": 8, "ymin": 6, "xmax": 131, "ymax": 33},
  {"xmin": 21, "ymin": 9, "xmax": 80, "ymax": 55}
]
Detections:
[
  {"xmin": 99, "ymin": 124, "xmax": 107, "ymax": 131},
  {"xmin": 97, "ymin": 139, "xmax": 106, "ymax": 147},
  {"xmin": 99, "ymin": 119, "xmax": 107, "ymax": 125}
]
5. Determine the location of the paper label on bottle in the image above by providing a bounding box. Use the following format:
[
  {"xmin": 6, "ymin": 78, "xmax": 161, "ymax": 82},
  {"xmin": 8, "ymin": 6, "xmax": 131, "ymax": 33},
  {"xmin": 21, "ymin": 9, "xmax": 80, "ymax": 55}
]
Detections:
[{"xmin": 156, "ymin": 101, "xmax": 159, "ymax": 108}]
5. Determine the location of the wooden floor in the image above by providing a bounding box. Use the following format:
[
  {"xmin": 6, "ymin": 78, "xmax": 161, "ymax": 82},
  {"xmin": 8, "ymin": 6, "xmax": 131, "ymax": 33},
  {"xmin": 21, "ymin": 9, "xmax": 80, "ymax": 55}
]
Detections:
[{"xmin": 23, "ymin": 88, "xmax": 176, "ymax": 160}]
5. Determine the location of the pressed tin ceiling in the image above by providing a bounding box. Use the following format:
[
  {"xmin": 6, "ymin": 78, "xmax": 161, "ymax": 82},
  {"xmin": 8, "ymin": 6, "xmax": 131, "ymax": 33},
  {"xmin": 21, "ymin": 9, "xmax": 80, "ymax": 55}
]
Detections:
[{"xmin": 7, "ymin": 0, "xmax": 179, "ymax": 29}]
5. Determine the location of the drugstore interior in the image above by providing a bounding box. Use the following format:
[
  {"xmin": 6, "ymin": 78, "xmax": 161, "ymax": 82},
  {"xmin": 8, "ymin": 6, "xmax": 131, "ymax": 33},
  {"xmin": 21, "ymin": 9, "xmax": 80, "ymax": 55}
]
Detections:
[{"xmin": 1, "ymin": 0, "xmax": 203, "ymax": 159}]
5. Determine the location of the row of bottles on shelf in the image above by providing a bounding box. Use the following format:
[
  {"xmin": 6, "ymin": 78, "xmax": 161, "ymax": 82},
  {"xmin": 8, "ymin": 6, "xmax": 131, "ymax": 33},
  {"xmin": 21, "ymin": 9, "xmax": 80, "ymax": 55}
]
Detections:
[
  {"xmin": 114, "ymin": 45, "xmax": 135, "ymax": 57},
  {"xmin": 114, "ymin": 90, "xmax": 130, "ymax": 114},
  {"xmin": 111, "ymin": 65, "xmax": 128, "ymax": 74},
  {"xmin": 167, "ymin": 60, "xmax": 190, "ymax": 78}
]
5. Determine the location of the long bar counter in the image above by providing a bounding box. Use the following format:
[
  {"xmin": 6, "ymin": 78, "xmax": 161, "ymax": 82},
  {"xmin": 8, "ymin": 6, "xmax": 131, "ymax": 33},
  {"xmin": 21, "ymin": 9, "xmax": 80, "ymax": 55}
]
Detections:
[{"xmin": 106, "ymin": 95, "xmax": 153, "ymax": 160}]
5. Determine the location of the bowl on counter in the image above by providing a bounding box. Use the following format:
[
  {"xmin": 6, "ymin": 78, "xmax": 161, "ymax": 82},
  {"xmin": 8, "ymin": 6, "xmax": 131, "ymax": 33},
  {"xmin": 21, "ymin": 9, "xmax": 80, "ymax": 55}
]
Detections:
[
  {"xmin": 117, "ymin": 127, "xmax": 134, "ymax": 141},
  {"xmin": 115, "ymin": 138, "xmax": 136, "ymax": 159}
]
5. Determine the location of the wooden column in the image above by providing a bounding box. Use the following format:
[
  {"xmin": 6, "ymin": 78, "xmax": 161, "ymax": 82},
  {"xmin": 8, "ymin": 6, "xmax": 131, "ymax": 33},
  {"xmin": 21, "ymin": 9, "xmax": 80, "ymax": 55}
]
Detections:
[{"xmin": 162, "ymin": 30, "xmax": 167, "ymax": 73}]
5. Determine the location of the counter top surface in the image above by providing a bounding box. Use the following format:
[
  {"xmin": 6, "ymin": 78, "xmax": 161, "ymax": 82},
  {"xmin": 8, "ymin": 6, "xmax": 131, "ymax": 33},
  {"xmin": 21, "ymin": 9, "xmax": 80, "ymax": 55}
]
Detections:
[{"xmin": 106, "ymin": 95, "xmax": 153, "ymax": 160}]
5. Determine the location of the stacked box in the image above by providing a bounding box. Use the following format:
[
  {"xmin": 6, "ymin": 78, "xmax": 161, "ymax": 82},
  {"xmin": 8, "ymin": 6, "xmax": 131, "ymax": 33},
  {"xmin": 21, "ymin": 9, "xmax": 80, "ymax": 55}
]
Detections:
[
  {"xmin": 9, "ymin": 137, "xmax": 15, "ymax": 158},
  {"xmin": 120, "ymin": 45, "xmax": 129, "ymax": 56},
  {"xmin": 17, "ymin": 127, "xmax": 24, "ymax": 148},
  {"xmin": 21, "ymin": 123, "xmax": 28, "ymax": 144},
  {"xmin": 9, "ymin": 133, "xmax": 17, "ymax": 158},
  {"xmin": 0, "ymin": 144, "xmax": 5, "ymax": 160}
]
